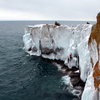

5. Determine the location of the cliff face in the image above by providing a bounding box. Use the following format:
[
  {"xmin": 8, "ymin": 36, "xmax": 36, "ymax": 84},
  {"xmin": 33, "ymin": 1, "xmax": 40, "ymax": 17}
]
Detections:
[
  {"xmin": 89, "ymin": 12, "xmax": 100, "ymax": 91},
  {"xmin": 23, "ymin": 24, "xmax": 92, "ymax": 81},
  {"xmin": 82, "ymin": 13, "xmax": 100, "ymax": 100},
  {"xmin": 23, "ymin": 22, "xmax": 99, "ymax": 99},
  {"xmin": 89, "ymin": 16, "xmax": 100, "ymax": 89}
]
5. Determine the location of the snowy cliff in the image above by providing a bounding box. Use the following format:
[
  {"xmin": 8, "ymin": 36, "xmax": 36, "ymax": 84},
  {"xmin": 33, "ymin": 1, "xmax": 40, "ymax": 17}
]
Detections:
[
  {"xmin": 23, "ymin": 24, "xmax": 99, "ymax": 99},
  {"xmin": 23, "ymin": 24, "xmax": 92, "ymax": 81}
]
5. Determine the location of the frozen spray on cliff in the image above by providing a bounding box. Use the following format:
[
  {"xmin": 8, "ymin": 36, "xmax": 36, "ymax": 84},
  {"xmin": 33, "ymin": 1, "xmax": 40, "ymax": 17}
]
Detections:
[
  {"xmin": 23, "ymin": 13, "xmax": 100, "ymax": 100},
  {"xmin": 82, "ymin": 12, "xmax": 100, "ymax": 100}
]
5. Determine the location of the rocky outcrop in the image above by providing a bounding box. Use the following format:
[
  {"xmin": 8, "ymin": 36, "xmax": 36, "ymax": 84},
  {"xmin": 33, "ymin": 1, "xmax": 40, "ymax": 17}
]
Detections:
[
  {"xmin": 23, "ymin": 19, "xmax": 99, "ymax": 99},
  {"xmin": 82, "ymin": 13, "xmax": 100, "ymax": 100},
  {"xmin": 89, "ymin": 13, "xmax": 100, "ymax": 90}
]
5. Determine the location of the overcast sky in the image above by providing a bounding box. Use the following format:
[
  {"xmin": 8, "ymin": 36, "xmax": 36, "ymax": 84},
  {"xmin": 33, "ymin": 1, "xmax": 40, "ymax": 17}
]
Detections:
[{"xmin": 0, "ymin": 0, "xmax": 100, "ymax": 21}]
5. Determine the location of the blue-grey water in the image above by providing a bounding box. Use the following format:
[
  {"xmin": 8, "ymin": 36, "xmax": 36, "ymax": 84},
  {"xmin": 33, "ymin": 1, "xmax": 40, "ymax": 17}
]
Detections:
[{"xmin": 0, "ymin": 21, "xmax": 95, "ymax": 100}]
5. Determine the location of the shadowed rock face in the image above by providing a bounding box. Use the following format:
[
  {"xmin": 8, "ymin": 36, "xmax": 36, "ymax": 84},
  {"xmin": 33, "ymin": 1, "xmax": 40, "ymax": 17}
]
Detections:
[
  {"xmin": 93, "ymin": 61, "xmax": 100, "ymax": 90},
  {"xmin": 41, "ymin": 47, "xmax": 63, "ymax": 55},
  {"xmin": 88, "ymin": 12, "xmax": 100, "ymax": 90},
  {"xmin": 97, "ymin": 12, "xmax": 100, "ymax": 25}
]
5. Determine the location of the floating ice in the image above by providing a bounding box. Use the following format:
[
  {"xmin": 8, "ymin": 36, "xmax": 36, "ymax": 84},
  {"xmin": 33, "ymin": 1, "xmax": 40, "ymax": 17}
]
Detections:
[{"xmin": 61, "ymin": 75, "xmax": 72, "ymax": 87}]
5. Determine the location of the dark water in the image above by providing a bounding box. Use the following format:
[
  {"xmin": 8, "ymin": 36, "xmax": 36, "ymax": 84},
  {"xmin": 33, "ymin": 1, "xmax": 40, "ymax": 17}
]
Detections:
[{"xmin": 0, "ymin": 21, "xmax": 95, "ymax": 100}]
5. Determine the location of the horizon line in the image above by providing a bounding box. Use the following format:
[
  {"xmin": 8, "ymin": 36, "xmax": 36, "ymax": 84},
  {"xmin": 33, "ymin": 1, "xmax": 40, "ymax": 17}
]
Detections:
[{"xmin": 0, "ymin": 20, "xmax": 96, "ymax": 22}]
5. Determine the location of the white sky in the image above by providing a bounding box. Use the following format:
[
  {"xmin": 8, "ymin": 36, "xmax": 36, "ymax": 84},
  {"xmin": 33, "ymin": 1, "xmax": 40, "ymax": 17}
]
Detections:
[{"xmin": 0, "ymin": 0, "xmax": 100, "ymax": 21}]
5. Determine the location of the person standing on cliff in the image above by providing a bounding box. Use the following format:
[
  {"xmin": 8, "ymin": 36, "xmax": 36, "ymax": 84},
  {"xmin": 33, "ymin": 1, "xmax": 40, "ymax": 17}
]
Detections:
[{"xmin": 88, "ymin": 12, "xmax": 100, "ymax": 91}]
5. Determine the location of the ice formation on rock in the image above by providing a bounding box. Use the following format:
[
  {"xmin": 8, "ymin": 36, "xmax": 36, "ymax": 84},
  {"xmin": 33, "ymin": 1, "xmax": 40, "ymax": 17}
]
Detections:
[
  {"xmin": 82, "ymin": 71, "xmax": 99, "ymax": 100},
  {"xmin": 82, "ymin": 13, "xmax": 100, "ymax": 100},
  {"xmin": 81, "ymin": 40, "xmax": 99, "ymax": 100},
  {"xmin": 23, "ymin": 24, "xmax": 92, "ymax": 81},
  {"xmin": 23, "ymin": 22, "xmax": 99, "ymax": 99}
]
